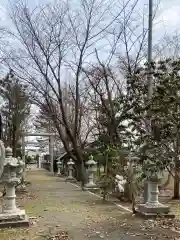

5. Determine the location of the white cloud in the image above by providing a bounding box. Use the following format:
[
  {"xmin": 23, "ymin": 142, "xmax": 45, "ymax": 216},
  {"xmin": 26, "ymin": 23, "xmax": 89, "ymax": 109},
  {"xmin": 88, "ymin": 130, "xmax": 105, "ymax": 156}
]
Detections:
[
  {"xmin": 162, "ymin": 8, "xmax": 180, "ymax": 26},
  {"xmin": 0, "ymin": 6, "xmax": 6, "ymax": 21},
  {"xmin": 155, "ymin": 6, "xmax": 180, "ymax": 30},
  {"xmin": 0, "ymin": 4, "xmax": 12, "ymax": 29}
]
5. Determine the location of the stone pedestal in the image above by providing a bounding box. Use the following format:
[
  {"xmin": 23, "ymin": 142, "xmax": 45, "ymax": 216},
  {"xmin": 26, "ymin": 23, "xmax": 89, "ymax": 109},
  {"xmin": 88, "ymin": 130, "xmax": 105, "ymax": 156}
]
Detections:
[
  {"xmin": 57, "ymin": 160, "xmax": 62, "ymax": 176},
  {"xmin": 84, "ymin": 155, "xmax": 98, "ymax": 191},
  {"xmin": 138, "ymin": 179, "xmax": 173, "ymax": 218},
  {"xmin": 0, "ymin": 147, "xmax": 29, "ymax": 228},
  {"xmin": 66, "ymin": 159, "xmax": 76, "ymax": 182}
]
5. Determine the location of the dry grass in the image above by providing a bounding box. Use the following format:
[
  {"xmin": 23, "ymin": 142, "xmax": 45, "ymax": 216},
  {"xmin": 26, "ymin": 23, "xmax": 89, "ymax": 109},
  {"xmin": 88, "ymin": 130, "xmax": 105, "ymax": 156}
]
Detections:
[
  {"xmin": 0, "ymin": 171, "xmax": 54, "ymax": 240},
  {"xmin": 0, "ymin": 169, "xmax": 180, "ymax": 240}
]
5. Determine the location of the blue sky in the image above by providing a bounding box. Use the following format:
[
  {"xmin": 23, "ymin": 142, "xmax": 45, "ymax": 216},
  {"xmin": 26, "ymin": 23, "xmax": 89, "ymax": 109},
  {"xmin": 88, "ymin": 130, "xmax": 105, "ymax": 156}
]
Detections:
[
  {"xmin": 0, "ymin": 0, "xmax": 180, "ymax": 40},
  {"xmin": 0, "ymin": 0, "xmax": 179, "ymax": 66}
]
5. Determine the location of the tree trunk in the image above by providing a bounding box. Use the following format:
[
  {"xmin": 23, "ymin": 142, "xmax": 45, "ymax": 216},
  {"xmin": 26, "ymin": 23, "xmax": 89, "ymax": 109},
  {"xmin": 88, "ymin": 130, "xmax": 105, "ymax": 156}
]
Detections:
[
  {"xmin": 173, "ymin": 167, "xmax": 180, "ymax": 199},
  {"xmin": 0, "ymin": 114, "xmax": 2, "ymax": 140},
  {"xmin": 97, "ymin": 163, "xmax": 100, "ymax": 176},
  {"xmin": 102, "ymin": 190, "xmax": 107, "ymax": 201},
  {"xmin": 132, "ymin": 193, "xmax": 137, "ymax": 213},
  {"xmin": 173, "ymin": 127, "xmax": 180, "ymax": 199},
  {"xmin": 75, "ymin": 161, "xmax": 82, "ymax": 181},
  {"xmin": 12, "ymin": 125, "xmax": 16, "ymax": 157},
  {"xmin": 80, "ymin": 161, "xmax": 87, "ymax": 190},
  {"xmin": 124, "ymin": 182, "xmax": 132, "ymax": 201}
]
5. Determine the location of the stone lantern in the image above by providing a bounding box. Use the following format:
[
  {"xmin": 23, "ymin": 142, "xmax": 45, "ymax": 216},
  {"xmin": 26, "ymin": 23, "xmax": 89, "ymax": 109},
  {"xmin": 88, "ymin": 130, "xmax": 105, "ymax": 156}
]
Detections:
[
  {"xmin": 138, "ymin": 172, "xmax": 173, "ymax": 217},
  {"xmin": 66, "ymin": 159, "xmax": 76, "ymax": 182},
  {"xmin": 0, "ymin": 146, "xmax": 29, "ymax": 227},
  {"xmin": 84, "ymin": 155, "xmax": 98, "ymax": 190},
  {"xmin": 57, "ymin": 159, "xmax": 62, "ymax": 176}
]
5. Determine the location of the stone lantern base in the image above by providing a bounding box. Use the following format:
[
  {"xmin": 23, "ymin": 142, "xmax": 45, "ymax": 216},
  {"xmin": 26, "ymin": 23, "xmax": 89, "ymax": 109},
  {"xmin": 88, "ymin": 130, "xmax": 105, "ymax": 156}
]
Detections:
[
  {"xmin": 0, "ymin": 209, "xmax": 29, "ymax": 228},
  {"xmin": 84, "ymin": 182, "xmax": 99, "ymax": 191},
  {"xmin": 137, "ymin": 179, "xmax": 174, "ymax": 218},
  {"xmin": 137, "ymin": 205, "xmax": 175, "ymax": 219},
  {"xmin": 137, "ymin": 203, "xmax": 174, "ymax": 218},
  {"xmin": 66, "ymin": 175, "xmax": 76, "ymax": 183},
  {"xmin": 57, "ymin": 172, "xmax": 62, "ymax": 177}
]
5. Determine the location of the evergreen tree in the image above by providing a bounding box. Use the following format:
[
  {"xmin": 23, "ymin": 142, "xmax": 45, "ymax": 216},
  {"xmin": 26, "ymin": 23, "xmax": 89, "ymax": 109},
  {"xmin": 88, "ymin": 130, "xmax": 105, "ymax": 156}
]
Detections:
[
  {"xmin": 0, "ymin": 70, "xmax": 30, "ymax": 156},
  {"xmin": 127, "ymin": 58, "xmax": 180, "ymax": 198}
]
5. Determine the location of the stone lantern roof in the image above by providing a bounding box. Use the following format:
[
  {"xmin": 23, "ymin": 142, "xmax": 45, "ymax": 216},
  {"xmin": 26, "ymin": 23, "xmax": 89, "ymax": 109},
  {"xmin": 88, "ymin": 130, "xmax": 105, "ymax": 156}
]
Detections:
[
  {"xmin": 86, "ymin": 155, "xmax": 96, "ymax": 166},
  {"xmin": 6, "ymin": 146, "xmax": 13, "ymax": 157},
  {"xmin": 67, "ymin": 159, "xmax": 75, "ymax": 165}
]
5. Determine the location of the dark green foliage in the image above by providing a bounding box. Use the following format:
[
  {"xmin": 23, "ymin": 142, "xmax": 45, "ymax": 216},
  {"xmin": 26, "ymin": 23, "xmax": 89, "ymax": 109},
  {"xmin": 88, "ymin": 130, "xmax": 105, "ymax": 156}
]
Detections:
[
  {"xmin": 0, "ymin": 70, "xmax": 30, "ymax": 156},
  {"xmin": 127, "ymin": 58, "xmax": 180, "ymax": 177}
]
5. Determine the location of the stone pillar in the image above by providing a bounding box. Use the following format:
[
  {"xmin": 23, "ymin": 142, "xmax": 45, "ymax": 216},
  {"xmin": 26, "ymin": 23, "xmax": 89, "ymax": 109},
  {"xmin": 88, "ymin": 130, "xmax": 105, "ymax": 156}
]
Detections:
[
  {"xmin": 57, "ymin": 160, "xmax": 62, "ymax": 176},
  {"xmin": 84, "ymin": 155, "xmax": 98, "ymax": 190},
  {"xmin": 66, "ymin": 159, "xmax": 76, "ymax": 182},
  {"xmin": 49, "ymin": 135, "xmax": 54, "ymax": 175}
]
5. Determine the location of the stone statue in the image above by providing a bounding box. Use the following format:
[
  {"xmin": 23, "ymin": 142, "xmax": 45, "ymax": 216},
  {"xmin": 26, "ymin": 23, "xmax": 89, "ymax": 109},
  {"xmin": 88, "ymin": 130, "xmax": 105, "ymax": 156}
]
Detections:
[{"xmin": 114, "ymin": 174, "xmax": 126, "ymax": 193}]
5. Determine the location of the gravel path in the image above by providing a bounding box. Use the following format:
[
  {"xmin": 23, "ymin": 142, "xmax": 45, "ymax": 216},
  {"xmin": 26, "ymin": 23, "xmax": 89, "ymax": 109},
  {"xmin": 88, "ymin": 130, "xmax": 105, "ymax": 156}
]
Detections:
[{"xmin": 0, "ymin": 169, "xmax": 179, "ymax": 240}]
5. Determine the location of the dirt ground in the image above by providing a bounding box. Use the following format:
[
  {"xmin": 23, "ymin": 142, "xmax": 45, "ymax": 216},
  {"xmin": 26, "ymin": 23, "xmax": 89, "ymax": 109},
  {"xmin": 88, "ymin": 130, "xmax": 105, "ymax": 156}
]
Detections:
[{"xmin": 0, "ymin": 169, "xmax": 179, "ymax": 240}]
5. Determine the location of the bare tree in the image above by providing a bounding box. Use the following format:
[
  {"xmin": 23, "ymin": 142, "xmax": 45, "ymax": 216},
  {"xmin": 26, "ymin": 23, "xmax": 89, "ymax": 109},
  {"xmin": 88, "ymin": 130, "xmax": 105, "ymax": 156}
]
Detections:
[
  {"xmin": 153, "ymin": 32, "xmax": 180, "ymax": 60},
  {"xmin": 114, "ymin": 0, "xmax": 161, "ymax": 76},
  {"xmin": 2, "ymin": 0, "xmax": 119, "ymax": 184},
  {"xmin": 3, "ymin": 0, "xmax": 148, "ymax": 186}
]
